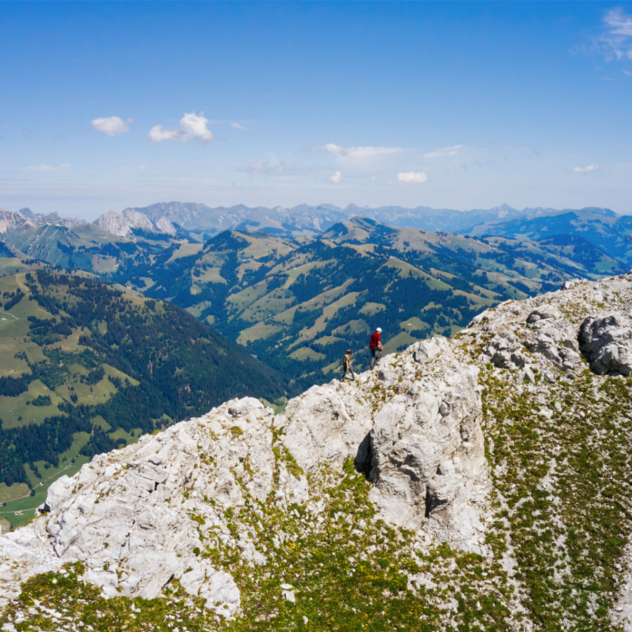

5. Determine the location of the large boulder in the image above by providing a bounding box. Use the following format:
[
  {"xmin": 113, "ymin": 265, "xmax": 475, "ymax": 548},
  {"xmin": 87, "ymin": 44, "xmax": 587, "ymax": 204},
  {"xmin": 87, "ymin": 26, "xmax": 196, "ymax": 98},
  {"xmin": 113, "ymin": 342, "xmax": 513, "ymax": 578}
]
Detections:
[
  {"xmin": 483, "ymin": 332, "xmax": 526, "ymax": 369},
  {"xmin": 579, "ymin": 313, "xmax": 632, "ymax": 375}
]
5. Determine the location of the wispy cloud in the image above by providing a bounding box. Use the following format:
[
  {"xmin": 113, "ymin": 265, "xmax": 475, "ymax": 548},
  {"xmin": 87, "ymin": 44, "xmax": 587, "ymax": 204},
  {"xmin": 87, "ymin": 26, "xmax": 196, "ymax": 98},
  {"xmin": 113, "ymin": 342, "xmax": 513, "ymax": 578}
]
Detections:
[
  {"xmin": 595, "ymin": 7, "xmax": 632, "ymax": 62},
  {"xmin": 230, "ymin": 122, "xmax": 248, "ymax": 131},
  {"xmin": 423, "ymin": 144, "xmax": 466, "ymax": 159},
  {"xmin": 397, "ymin": 171, "xmax": 428, "ymax": 183},
  {"xmin": 397, "ymin": 171, "xmax": 428, "ymax": 184},
  {"xmin": 329, "ymin": 170, "xmax": 343, "ymax": 183},
  {"xmin": 149, "ymin": 112, "xmax": 215, "ymax": 143},
  {"xmin": 26, "ymin": 163, "xmax": 71, "ymax": 171},
  {"xmin": 91, "ymin": 116, "xmax": 132, "ymax": 137},
  {"xmin": 573, "ymin": 164, "xmax": 600, "ymax": 173},
  {"xmin": 311, "ymin": 143, "xmax": 403, "ymax": 159}
]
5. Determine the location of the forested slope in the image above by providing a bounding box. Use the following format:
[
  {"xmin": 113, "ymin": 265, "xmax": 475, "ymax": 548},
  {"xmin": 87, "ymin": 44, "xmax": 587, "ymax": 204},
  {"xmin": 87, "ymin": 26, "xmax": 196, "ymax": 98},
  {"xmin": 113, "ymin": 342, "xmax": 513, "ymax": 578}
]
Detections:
[{"xmin": 0, "ymin": 269, "xmax": 283, "ymax": 522}]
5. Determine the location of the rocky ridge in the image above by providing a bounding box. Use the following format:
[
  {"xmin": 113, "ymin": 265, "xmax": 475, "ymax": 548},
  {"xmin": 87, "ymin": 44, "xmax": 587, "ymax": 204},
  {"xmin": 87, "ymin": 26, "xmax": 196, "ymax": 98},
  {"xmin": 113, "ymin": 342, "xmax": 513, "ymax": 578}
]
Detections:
[
  {"xmin": 0, "ymin": 208, "xmax": 85, "ymax": 234},
  {"xmin": 2, "ymin": 273, "xmax": 632, "ymax": 631},
  {"xmin": 94, "ymin": 209, "xmax": 177, "ymax": 238}
]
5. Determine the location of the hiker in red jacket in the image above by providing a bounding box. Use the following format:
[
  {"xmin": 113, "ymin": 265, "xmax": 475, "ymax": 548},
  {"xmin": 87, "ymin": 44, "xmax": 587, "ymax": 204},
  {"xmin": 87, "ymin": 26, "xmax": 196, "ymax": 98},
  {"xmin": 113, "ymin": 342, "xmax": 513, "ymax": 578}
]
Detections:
[{"xmin": 370, "ymin": 327, "xmax": 383, "ymax": 370}]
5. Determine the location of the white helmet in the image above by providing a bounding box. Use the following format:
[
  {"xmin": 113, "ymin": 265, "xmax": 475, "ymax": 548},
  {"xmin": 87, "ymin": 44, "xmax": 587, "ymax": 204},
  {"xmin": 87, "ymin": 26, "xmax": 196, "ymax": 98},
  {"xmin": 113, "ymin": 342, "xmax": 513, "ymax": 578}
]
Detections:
[{"xmin": 376, "ymin": 327, "xmax": 382, "ymax": 332}]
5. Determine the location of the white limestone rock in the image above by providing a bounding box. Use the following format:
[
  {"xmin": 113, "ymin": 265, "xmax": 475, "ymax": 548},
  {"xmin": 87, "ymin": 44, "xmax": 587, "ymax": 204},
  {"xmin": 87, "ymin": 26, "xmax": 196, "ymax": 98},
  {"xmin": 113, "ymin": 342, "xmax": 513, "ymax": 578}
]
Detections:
[
  {"xmin": 579, "ymin": 312, "xmax": 632, "ymax": 376},
  {"xmin": 483, "ymin": 332, "xmax": 526, "ymax": 369},
  {"xmin": 7, "ymin": 272, "xmax": 632, "ymax": 625},
  {"xmin": 94, "ymin": 209, "xmax": 159, "ymax": 238},
  {"xmin": 0, "ymin": 397, "xmax": 292, "ymax": 616},
  {"xmin": 276, "ymin": 381, "xmax": 374, "ymax": 473},
  {"xmin": 368, "ymin": 343, "xmax": 489, "ymax": 552}
]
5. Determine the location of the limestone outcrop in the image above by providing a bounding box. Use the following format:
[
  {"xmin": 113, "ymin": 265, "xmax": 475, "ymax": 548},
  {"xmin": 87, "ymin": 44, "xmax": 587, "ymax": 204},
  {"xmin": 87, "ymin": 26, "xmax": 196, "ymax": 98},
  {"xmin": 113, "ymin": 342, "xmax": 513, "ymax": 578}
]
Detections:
[
  {"xmin": 368, "ymin": 340, "xmax": 488, "ymax": 551},
  {"xmin": 579, "ymin": 312, "xmax": 632, "ymax": 375},
  {"xmin": 0, "ymin": 336, "xmax": 491, "ymax": 614}
]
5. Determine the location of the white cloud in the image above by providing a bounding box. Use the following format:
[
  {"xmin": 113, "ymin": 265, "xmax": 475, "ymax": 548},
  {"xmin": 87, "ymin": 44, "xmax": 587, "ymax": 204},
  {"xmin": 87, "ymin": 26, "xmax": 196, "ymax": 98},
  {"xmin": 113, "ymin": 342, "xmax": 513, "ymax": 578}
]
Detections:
[
  {"xmin": 596, "ymin": 8, "xmax": 632, "ymax": 62},
  {"xmin": 26, "ymin": 163, "xmax": 70, "ymax": 171},
  {"xmin": 230, "ymin": 122, "xmax": 248, "ymax": 131},
  {"xmin": 311, "ymin": 143, "xmax": 403, "ymax": 158},
  {"xmin": 149, "ymin": 112, "xmax": 215, "ymax": 143},
  {"xmin": 397, "ymin": 171, "xmax": 428, "ymax": 183},
  {"xmin": 573, "ymin": 164, "xmax": 600, "ymax": 173},
  {"xmin": 605, "ymin": 7, "xmax": 632, "ymax": 37},
  {"xmin": 423, "ymin": 145, "xmax": 466, "ymax": 159},
  {"xmin": 91, "ymin": 116, "xmax": 132, "ymax": 137},
  {"xmin": 329, "ymin": 170, "xmax": 343, "ymax": 183}
]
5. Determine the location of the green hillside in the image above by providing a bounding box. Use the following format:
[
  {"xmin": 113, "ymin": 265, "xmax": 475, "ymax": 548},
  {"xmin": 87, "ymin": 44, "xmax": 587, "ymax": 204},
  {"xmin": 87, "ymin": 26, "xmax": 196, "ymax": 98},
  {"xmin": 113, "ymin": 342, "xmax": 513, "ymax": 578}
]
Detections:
[
  {"xmin": 0, "ymin": 268, "xmax": 283, "ymax": 525},
  {"xmin": 107, "ymin": 217, "xmax": 625, "ymax": 389}
]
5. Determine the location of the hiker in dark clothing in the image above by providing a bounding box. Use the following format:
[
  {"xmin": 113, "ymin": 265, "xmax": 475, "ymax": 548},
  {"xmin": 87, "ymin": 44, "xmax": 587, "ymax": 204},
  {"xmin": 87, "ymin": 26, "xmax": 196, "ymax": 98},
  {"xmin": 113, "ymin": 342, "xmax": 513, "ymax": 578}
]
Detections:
[
  {"xmin": 370, "ymin": 327, "xmax": 383, "ymax": 370},
  {"xmin": 342, "ymin": 349, "xmax": 355, "ymax": 381}
]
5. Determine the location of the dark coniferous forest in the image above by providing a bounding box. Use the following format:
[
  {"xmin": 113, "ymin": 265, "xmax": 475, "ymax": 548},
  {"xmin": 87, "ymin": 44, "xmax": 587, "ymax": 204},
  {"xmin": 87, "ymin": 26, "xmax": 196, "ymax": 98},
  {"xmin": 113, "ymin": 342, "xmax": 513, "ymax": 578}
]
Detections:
[{"xmin": 0, "ymin": 270, "xmax": 283, "ymax": 487}]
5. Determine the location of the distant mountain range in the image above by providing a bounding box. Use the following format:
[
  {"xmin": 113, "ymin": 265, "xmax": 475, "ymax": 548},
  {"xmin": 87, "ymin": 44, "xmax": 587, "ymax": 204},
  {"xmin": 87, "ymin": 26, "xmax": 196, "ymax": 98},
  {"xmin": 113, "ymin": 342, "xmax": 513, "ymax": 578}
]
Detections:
[
  {"xmin": 3, "ymin": 200, "xmax": 632, "ymax": 264},
  {"xmin": 94, "ymin": 201, "xmax": 608, "ymax": 241},
  {"xmin": 2, "ymin": 200, "xmax": 630, "ymax": 243}
]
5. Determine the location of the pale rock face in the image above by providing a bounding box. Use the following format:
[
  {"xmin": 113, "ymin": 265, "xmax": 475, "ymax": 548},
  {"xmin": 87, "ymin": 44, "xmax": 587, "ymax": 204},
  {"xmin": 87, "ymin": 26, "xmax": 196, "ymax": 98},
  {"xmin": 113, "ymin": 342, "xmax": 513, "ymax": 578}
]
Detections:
[
  {"xmin": 368, "ymin": 341, "xmax": 489, "ymax": 552},
  {"xmin": 484, "ymin": 332, "xmax": 526, "ymax": 369},
  {"xmin": 155, "ymin": 216, "xmax": 177, "ymax": 235},
  {"xmin": 0, "ymin": 332, "xmax": 494, "ymax": 612},
  {"xmin": 0, "ymin": 398, "xmax": 297, "ymax": 615},
  {"xmin": 94, "ymin": 209, "xmax": 157, "ymax": 238},
  {"xmin": 94, "ymin": 211, "xmax": 133, "ymax": 237},
  {"xmin": 276, "ymin": 382, "xmax": 374, "ymax": 473},
  {"xmin": 276, "ymin": 335, "xmax": 491, "ymax": 554},
  {"xmin": 0, "ymin": 209, "xmax": 33, "ymax": 234},
  {"xmin": 579, "ymin": 312, "xmax": 632, "ymax": 375}
]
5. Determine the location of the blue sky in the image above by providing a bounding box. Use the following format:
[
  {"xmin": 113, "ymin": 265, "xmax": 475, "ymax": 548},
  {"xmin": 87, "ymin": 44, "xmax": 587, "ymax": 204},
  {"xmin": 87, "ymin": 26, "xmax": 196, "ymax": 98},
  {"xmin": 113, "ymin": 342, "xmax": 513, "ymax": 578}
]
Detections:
[{"xmin": 1, "ymin": 1, "xmax": 632, "ymax": 218}]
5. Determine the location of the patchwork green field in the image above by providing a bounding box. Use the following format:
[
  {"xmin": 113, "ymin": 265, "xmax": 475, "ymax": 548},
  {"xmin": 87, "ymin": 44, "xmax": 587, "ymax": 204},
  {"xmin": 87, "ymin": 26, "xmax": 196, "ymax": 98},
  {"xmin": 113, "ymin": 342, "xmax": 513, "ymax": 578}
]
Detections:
[{"xmin": 0, "ymin": 268, "xmax": 284, "ymax": 526}]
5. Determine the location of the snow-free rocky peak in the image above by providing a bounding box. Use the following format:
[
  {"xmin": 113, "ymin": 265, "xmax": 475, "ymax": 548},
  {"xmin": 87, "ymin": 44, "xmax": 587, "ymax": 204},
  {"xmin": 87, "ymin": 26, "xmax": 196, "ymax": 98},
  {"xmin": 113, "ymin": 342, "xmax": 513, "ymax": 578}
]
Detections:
[{"xmin": 3, "ymin": 272, "xmax": 632, "ymax": 631}]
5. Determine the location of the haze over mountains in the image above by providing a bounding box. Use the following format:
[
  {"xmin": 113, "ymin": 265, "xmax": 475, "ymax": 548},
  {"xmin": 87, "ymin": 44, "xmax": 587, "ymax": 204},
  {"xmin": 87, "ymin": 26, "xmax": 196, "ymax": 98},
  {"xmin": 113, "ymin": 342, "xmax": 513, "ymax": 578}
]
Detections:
[
  {"xmin": 94, "ymin": 201, "xmax": 623, "ymax": 242},
  {"xmin": 2, "ymin": 200, "xmax": 626, "ymax": 241}
]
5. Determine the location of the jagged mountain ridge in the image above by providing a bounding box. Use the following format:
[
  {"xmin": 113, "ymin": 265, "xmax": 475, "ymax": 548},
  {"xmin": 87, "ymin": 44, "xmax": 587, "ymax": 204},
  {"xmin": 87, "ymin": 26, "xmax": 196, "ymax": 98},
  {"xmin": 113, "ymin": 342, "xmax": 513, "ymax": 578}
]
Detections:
[
  {"xmin": 0, "ymin": 208, "xmax": 84, "ymax": 235},
  {"xmin": 2, "ymin": 273, "xmax": 632, "ymax": 630},
  {"xmin": 112, "ymin": 201, "xmax": 621, "ymax": 241}
]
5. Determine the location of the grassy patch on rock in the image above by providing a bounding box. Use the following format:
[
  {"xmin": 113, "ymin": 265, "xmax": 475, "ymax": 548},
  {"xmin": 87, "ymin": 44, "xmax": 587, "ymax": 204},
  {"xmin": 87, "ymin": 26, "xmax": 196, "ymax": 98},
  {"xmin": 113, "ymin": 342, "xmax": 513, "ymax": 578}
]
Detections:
[{"xmin": 480, "ymin": 368, "xmax": 632, "ymax": 631}]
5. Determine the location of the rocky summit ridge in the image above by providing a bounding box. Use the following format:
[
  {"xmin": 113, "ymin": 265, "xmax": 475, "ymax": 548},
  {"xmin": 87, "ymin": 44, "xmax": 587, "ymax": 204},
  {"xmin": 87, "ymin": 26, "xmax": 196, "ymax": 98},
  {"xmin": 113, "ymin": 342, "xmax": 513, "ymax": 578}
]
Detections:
[{"xmin": 3, "ymin": 274, "xmax": 632, "ymax": 631}]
